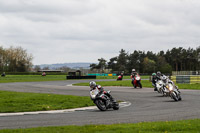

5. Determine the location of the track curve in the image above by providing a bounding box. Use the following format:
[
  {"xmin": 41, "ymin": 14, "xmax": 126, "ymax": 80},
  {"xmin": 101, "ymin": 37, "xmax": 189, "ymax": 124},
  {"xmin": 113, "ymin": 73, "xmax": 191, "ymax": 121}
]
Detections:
[{"xmin": 0, "ymin": 80, "xmax": 200, "ymax": 129}]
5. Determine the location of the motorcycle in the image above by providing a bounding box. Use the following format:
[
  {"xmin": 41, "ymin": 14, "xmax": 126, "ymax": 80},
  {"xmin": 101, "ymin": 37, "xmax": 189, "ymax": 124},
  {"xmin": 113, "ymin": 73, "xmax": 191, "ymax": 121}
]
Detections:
[
  {"xmin": 117, "ymin": 75, "xmax": 123, "ymax": 81},
  {"xmin": 132, "ymin": 75, "xmax": 142, "ymax": 88},
  {"xmin": 155, "ymin": 80, "xmax": 165, "ymax": 95},
  {"xmin": 90, "ymin": 88, "xmax": 119, "ymax": 111},
  {"xmin": 163, "ymin": 77, "xmax": 182, "ymax": 101}
]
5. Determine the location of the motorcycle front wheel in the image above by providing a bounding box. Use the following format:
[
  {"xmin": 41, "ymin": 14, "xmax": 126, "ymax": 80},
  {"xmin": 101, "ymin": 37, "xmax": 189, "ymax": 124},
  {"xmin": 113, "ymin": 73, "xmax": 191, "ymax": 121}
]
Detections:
[
  {"xmin": 95, "ymin": 99, "xmax": 107, "ymax": 111},
  {"xmin": 171, "ymin": 92, "xmax": 179, "ymax": 101}
]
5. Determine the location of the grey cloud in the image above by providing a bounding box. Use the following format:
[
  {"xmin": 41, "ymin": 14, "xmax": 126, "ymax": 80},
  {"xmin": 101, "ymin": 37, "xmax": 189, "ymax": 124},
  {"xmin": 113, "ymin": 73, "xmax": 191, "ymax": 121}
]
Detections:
[
  {"xmin": 0, "ymin": 0, "xmax": 100, "ymax": 15},
  {"xmin": 0, "ymin": 0, "xmax": 200, "ymax": 65}
]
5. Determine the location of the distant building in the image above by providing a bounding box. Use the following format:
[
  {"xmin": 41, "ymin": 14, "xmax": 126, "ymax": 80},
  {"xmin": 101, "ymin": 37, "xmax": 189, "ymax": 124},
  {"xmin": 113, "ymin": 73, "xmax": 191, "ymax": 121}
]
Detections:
[{"xmin": 68, "ymin": 70, "xmax": 82, "ymax": 76}]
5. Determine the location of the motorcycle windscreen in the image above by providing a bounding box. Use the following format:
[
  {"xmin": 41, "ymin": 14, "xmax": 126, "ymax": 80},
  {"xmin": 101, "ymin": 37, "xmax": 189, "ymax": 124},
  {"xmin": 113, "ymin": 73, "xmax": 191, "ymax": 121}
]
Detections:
[
  {"xmin": 156, "ymin": 80, "xmax": 163, "ymax": 88},
  {"xmin": 90, "ymin": 88, "xmax": 99, "ymax": 99},
  {"xmin": 136, "ymin": 76, "xmax": 140, "ymax": 80}
]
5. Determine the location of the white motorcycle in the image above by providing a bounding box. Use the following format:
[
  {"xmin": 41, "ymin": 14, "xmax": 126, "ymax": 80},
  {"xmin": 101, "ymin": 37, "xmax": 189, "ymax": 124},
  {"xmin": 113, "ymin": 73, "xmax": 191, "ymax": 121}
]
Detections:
[
  {"xmin": 162, "ymin": 76, "xmax": 182, "ymax": 101},
  {"xmin": 90, "ymin": 88, "xmax": 119, "ymax": 111},
  {"xmin": 155, "ymin": 80, "xmax": 165, "ymax": 95}
]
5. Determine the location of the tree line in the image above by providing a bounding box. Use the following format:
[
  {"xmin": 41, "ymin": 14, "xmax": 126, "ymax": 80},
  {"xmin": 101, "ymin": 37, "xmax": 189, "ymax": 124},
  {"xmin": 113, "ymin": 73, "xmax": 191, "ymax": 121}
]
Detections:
[
  {"xmin": 0, "ymin": 46, "xmax": 33, "ymax": 72},
  {"xmin": 90, "ymin": 47, "xmax": 200, "ymax": 74}
]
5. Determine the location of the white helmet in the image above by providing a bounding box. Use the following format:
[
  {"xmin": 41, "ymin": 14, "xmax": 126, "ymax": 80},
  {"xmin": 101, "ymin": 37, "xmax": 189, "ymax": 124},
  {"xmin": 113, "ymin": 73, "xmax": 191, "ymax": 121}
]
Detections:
[{"xmin": 89, "ymin": 81, "xmax": 96, "ymax": 88}]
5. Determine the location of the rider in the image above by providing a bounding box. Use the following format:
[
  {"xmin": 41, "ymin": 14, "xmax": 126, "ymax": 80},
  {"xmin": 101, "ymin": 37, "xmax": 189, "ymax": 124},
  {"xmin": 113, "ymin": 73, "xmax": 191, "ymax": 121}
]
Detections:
[
  {"xmin": 131, "ymin": 69, "xmax": 139, "ymax": 84},
  {"xmin": 152, "ymin": 73, "xmax": 157, "ymax": 91},
  {"xmin": 156, "ymin": 71, "xmax": 163, "ymax": 80},
  {"xmin": 152, "ymin": 71, "xmax": 165, "ymax": 91},
  {"xmin": 117, "ymin": 72, "xmax": 124, "ymax": 80},
  {"xmin": 131, "ymin": 69, "xmax": 138, "ymax": 79},
  {"xmin": 120, "ymin": 72, "xmax": 124, "ymax": 79},
  {"xmin": 162, "ymin": 75, "xmax": 177, "ymax": 88},
  {"xmin": 157, "ymin": 71, "xmax": 172, "ymax": 85},
  {"xmin": 89, "ymin": 81, "xmax": 115, "ymax": 102}
]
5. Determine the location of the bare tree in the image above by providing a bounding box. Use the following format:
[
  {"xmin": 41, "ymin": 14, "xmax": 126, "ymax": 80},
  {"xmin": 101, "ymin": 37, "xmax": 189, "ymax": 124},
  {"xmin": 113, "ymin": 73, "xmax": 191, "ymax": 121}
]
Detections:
[{"xmin": 0, "ymin": 46, "xmax": 33, "ymax": 72}]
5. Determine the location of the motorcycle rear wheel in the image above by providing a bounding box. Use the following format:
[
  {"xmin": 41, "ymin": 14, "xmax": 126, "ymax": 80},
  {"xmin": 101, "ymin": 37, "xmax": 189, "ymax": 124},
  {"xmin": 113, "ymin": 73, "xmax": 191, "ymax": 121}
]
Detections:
[
  {"xmin": 113, "ymin": 102, "xmax": 119, "ymax": 110},
  {"xmin": 178, "ymin": 95, "xmax": 182, "ymax": 101}
]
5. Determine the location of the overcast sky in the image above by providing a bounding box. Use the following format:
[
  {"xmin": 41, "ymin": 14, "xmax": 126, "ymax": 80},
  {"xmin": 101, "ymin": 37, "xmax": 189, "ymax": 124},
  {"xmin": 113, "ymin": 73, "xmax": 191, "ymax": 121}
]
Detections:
[{"xmin": 0, "ymin": 0, "xmax": 200, "ymax": 65}]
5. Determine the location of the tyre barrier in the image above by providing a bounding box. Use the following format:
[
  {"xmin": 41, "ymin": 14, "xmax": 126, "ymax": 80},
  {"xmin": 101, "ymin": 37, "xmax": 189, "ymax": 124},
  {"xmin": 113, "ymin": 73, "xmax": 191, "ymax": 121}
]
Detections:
[{"xmin": 171, "ymin": 75, "xmax": 200, "ymax": 84}]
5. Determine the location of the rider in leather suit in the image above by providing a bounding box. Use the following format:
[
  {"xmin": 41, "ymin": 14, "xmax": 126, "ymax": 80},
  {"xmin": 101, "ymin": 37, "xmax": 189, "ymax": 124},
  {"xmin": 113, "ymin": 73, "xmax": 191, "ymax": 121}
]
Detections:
[{"xmin": 89, "ymin": 81, "xmax": 114, "ymax": 102}]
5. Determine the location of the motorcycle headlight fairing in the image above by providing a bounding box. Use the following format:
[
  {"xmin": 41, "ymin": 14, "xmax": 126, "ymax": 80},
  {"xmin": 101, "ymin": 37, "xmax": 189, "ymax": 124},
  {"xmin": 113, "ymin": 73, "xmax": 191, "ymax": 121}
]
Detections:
[
  {"xmin": 168, "ymin": 84, "xmax": 173, "ymax": 91},
  {"xmin": 90, "ymin": 91, "xmax": 96, "ymax": 99},
  {"xmin": 136, "ymin": 77, "xmax": 140, "ymax": 80}
]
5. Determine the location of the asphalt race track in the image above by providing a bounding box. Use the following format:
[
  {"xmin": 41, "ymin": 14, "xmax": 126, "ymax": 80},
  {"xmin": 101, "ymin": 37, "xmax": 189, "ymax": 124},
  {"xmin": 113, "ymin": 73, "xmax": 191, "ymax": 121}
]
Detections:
[{"xmin": 0, "ymin": 80, "xmax": 200, "ymax": 129}]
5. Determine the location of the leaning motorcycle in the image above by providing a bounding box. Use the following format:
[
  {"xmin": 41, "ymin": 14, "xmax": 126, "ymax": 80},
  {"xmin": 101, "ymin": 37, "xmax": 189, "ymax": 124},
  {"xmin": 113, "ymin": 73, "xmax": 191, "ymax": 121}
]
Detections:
[
  {"xmin": 155, "ymin": 80, "xmax": 165, "ymax": 95},
  {"xmin": 163, "ymin": 78, "xmax": 182, "ymax": 101},
  {"xmin": 90, "ymin": 88, "xmax": 119, "ymax": 111},
  {"xmin": 132, "ymin": 75, "xmax": 142, "ymax": 88},
  {"xmin": 117, "ymin": 75, "xmax": 123, "ymax": 81}
]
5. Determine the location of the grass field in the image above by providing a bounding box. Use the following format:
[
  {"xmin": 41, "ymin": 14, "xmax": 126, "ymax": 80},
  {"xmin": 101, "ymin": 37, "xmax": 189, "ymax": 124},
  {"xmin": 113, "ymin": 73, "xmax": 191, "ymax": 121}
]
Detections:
[
  {"xmin": 0, "ymin": 90, "xmax": 94, "ymax": 113},
  {"xmin": 176, "ymin": 83, "xmax": 200, "ymax": 90},
  {"xmin": 74, "ymin": 80, "xmax": 200, "ymax": 90},
  {"xmin": 0, "ymin": 75, "xmax": 67, "ymax": 83},
  {"xmin": 0, "ymin": 119, "xmax": 199, "ymax": 133}
]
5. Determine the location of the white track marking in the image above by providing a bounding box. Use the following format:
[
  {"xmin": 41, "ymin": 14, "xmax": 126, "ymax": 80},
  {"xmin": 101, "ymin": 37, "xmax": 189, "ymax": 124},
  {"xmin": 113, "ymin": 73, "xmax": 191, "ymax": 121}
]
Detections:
[
  {"xmin": 66, "ymin": 84, "xmax": 73, "ymax": 86},
  {"xmin": 0, "ymin": 102, "xmax": 131, "ymax": 117}
]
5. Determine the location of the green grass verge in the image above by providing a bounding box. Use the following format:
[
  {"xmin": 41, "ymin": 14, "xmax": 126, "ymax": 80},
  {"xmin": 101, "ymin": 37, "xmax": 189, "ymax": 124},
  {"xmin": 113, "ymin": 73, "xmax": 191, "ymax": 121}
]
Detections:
[
  {"xmin": 176, "ymin": 83, "xmax": 200, "ymax": 90},
  {"xmin": 74, "ymin": 80, "xmax": 200, "ymax": 90},
  {"xmin": 0, "ymin": 75, "xmax": 149, "ymax": 83},
  {"xmin": 0, "ymin": 75, "xmax": 67, "ymax": 83},
  {"xmin": 0, "ymin": 119, "xmax": 199, "ymax": 133},
  {"xmin": 0, "ymin": 91, "xmax": 94, "ymax": 113}
]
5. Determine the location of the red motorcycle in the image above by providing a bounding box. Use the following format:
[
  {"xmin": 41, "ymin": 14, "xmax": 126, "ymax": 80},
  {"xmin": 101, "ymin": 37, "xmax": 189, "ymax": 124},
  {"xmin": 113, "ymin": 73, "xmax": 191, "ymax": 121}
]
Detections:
[
  {"xmin": 131, "ymin": 75, "xmax": 142, "ymax": 88},
  {"xmin": 117, "ymin": 75, "xmax": 123, "ymax": 81}
]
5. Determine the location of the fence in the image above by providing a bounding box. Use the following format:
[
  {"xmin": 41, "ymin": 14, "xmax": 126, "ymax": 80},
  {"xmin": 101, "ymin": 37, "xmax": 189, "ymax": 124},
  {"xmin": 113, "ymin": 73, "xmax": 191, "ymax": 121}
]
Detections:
[{"xmin": 172, "ymin": 71, "xmax": 200, "ymax": 76}]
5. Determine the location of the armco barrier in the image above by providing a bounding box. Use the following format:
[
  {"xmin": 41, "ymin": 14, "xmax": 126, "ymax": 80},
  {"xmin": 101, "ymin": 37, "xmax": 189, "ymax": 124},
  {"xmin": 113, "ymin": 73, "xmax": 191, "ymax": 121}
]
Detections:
[{"xmin": 171, "ymin": 75, "xmax": 200, "ymax": 84}]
